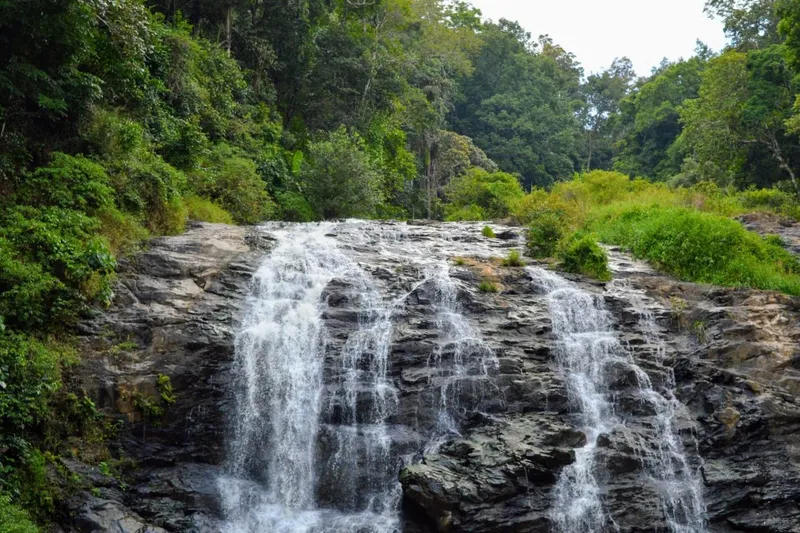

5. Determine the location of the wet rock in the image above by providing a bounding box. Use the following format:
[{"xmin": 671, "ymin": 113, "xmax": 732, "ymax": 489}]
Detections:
[{"xmin": 60, "ymin": 221, "xmax": 800, "ymax": 533}]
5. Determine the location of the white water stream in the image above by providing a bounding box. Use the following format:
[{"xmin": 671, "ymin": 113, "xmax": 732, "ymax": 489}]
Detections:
[
  {"xmin": 529, "ymin": 267, "xmax": 706, "ymax": 533},
  {"xmin": 219, "ymin": 222, "xmax": 501, "ymax": 532},
  {"xmin": 215, "ymin": 220, "xmax": 705, "ymax": 533}
]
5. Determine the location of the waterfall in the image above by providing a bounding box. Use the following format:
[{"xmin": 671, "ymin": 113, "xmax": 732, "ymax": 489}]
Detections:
[
  {"xmin": 528, "ymin": 267, "xmax": 706, "ymax": 533},
  {"xmin": 607, "ymin": 280, "xmax": 706, "ymax": 533},
  {"xmin": 218, "ymin": 221, "xmax": 502, "ymax": 533},
  {"xmin": 219, "ymin": 224, "xmax": 401, "ymax": 533},
  {"xmin": 425, "ymin": 261, "xmax": 497, "ymax": 451}
]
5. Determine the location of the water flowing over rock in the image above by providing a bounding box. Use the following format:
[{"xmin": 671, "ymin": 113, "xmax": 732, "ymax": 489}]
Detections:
[{"xmin": 59, "ymin": 221, "xmax": 800, "ymax": 533}]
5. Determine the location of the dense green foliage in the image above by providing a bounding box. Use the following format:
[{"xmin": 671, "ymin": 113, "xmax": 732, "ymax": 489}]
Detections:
[
  {"xmin": 557, "ymin": 233, "xmax": 612, "ymax": 282},
  {"xmin": 591, "ymin": 205, "xmax": 800, "ymax": 293},
  {"xmin": 521, "ymin": 170, "xmax": 800, "ymax": 293},
  {"xmin": 4, "ymin": 0, "xmax": 800, "ymax": 526}
]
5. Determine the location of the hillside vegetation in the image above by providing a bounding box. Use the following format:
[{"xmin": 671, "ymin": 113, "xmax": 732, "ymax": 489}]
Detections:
[{"xmin": 3, "ymin": 0, "xmax": 800, "ymax": 527}]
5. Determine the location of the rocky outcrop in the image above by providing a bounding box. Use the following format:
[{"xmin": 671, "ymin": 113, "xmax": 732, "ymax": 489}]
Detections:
[
  {"xmin": 737, "ymin": 212, "xmax": 800, "ymax": 256},
  {"xmin": 58, "ymin": 220, "xmax": 800, "ymax": 533},
  {"xmin": 60, "ymin": 223, "xmax": 267, "ymax": 533}
]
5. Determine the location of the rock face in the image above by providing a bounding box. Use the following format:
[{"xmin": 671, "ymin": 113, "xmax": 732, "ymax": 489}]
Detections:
[
  {"xmin": 58, "ymin": 220, "xmax": 800, "ymax": 533},
  {"xmin": 61, "ymin": 222, "xmax": 268, "ymax": 533}
]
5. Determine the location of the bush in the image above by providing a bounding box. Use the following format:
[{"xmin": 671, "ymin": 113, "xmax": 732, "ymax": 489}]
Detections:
[
  {"xmin": 445, "ymin": 167, "xmax": 524, "ymax": 220},
  {"xmin": 482, "ymin": 225, "xmax": 495, "ymax": 238},
  {"xmin": 301, "ymin": 128, "xmax": 384, "ymax": 219},
  {"xmin": 0, "ymin": 494, "xmax": 39, "ymax": 533},
  {"xmin": 590, "ymin": 205, "xmax": 800, "ymax": 293},
  {"xmin": 184, "ymin": 196, "xmax": 234, "ymax": 224},
  {"xmin": 0, "ymin": 333, "xmax": 63, "ymax": 517},
  {"xmin": 16, "ymin": 153, "xmax": 113, "ymax": 214},
  {"xmin": 190, "ymin": 144, "xmax": 276, "ymax": 224},
  {"xmin": 275, "ymin": 190, "xmax": 316, "ymax": 222},
  {"xmin": 97, "ymin": 207, "xmax": 149, "ymax": 256},
  {"xmin": 527, "ymin": 210, "xmax": 568, "ymax": 259},
  {"xmin": 558, "ymin": 233, "xmax": 612, "ymax": 281},
  {"xmin": 0, "ymin": 207, "xmax": 116, "ymax": 330}
]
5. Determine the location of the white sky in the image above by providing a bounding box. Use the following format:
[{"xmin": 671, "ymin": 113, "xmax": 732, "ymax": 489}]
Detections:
[{"xmin": 468, "ymin": 0, "xmax": 729, "ymax": 76}]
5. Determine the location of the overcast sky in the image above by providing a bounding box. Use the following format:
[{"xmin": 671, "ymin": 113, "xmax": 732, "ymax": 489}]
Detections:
[{"xmin": 468, "ymin": 0, "xmax": 729, "ymax": 77}]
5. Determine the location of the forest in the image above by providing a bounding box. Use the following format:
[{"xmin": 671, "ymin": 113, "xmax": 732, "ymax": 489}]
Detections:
[{"xmin": 3, "ymin": 0, "xmax": 800, "ymax": 529}]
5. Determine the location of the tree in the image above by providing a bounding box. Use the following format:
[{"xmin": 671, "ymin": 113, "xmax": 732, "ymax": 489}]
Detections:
[
  {"xmin": 452, "ymin": 21, "xmax": 584, "ymax": 188},
  {"xmin": 678, "ymin": 47, "xmax": 800, "ymax": 192},
  {"xmin": 705, "ymin": 0, "xmax": 782, "ymax": 49},
  {"xmin": 613, "ymin": 55, "xmax": 707, "ymax": 180},
  {"xmin": 582, "ymin": 57, "xmax": 635, "ymax": 170},
  {"xmin": 300, "ymin": 127, "xmax": 384, "ymax": 219}
]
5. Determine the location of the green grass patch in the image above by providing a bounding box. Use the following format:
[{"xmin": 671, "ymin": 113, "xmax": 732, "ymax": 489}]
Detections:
[
  {"xmin": 589, "ymin": 205, "xmax": 800, "ymax": 294},
  {"xmin": 478, "ymin": 280, "xmax": 499, "ymax": 293},
  {"xmin": 482, "ymin": 225, "xmax": 495, "ymax": 238},
  {"xmin": 501, "ymin": 249, "xmax": 524, "ymax": 267}
]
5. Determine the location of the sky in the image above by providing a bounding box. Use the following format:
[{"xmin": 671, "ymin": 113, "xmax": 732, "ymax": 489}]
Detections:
[{"xmin": 468, "ymin": 0, "xmax": 729, "ymax": 76}]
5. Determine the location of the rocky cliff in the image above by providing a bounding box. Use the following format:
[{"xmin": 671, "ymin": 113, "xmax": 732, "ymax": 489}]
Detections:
[{"xmin": 57, "ymin": 221, "xmax": 800, "ymax": 533}]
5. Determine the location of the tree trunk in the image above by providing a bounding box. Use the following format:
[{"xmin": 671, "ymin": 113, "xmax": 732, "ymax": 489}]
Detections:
[
  {"xmin": 765, "ymin": 131, "xmax": 800, "ymax": 197},
  {"xmin": 225, "ymin": 5, "xmax": 233, "ymax": 56}
]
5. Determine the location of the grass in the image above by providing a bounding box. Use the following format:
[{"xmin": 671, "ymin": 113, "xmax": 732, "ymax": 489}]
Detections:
[
  {"xmin": 501, "ymin": 249, "xmax": 524, "ymax": 267},
  {"xmin": 482, "ymin": 225, "xmax": 496, "ymax": 238},
  {"xmin": 516, "ymin": 170, "xmax": 800, "ymax": 295},
  {"xmin": 478, "ymin": 280, "xmax": 499, "ymax": 293},
  {"xmin": 588, "ymin": 205, "xmax": 800, "ymax": 294}
]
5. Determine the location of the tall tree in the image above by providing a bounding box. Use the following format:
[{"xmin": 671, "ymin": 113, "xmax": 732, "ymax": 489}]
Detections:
[
  {"xmin": 678, "ymin": 47, "xmax": 800, "ymax": 192},
  {"xmin": 451, "ymin": 21, "xmax": 584, "ymax": 188},
  {"xmin": 613, "ymin": 54, "xmax": 707, "ymax": 180},
  {"xmin": 582, "ymin": 57, "xmax": 635, "ymax": 170},
  {"xmin": 705, "ymin": 0, "xmax": 783, "ymax": 49}
]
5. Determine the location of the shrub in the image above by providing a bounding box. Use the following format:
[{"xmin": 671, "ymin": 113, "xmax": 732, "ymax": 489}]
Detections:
[
  {"xmin": 482, "ymin": 225, "xmax": 495, "ymax": 238},
  {"xmin": 301, "ymin": 127, "xmax": 384, "ymax": 219},
  {"xmin": 527, "ymin": 210, "xmax": 568, "ymax": 259},
  {"xmin": 0, "ymin": 207, "xmax": 116, "ymax": 330},
  {"xmin": 0, "ymin": 494, "xmax": 39, "ymax": 533},
  {"xmin": 97, "ymin": 207, "xmax": 149, "ymax": 256},
  {"xmin": 590, "ymin": 205, "xmax": 800, "ymax": 294},
  {"xmin": 184, "ymin": 196, "xmax": 234, "ymax": 224},
  {"xmin": 558, "ymin": 233, "xmax": 612, "ymax": 281},
  {"xmin": 190, "ymin": 144, "xmax": 276, "ymax": 224},
  {"xmin": 445, "ymin": 167, "xmax": 524, "ymax": 220},
  {"xmin": 275, "ymin": 190, "xmax": 316, "ymax": 222},
  {"xmin": 501, "ymin": 249, "xmax": 524, "ymax": 267},
  {"xmin": 0, "ymin": 333, "xmax": 63, "ymax": 517},
  {"xmin": 16, "ymin": 153, "xmax": 113, "ymax": 214}
]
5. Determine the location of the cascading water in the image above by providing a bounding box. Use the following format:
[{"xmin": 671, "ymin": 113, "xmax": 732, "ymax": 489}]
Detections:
[
  {"xmin": 219, "ymin": 221, "xmax": 504, "ymax": 533},
  {"xmin": 607, "ymin": 280, "xmax": 706, "ymax": 533},
  {"xmin": 528, "ymin": 267, "xmax": 706, "ymax": 533},
  {"xmin": 220, "ymin": 224, "xmax": 401, "ymax": 533},
  {"xmin": 425, "ymin": 262, "xmax": 497, "ymax": 451}
]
